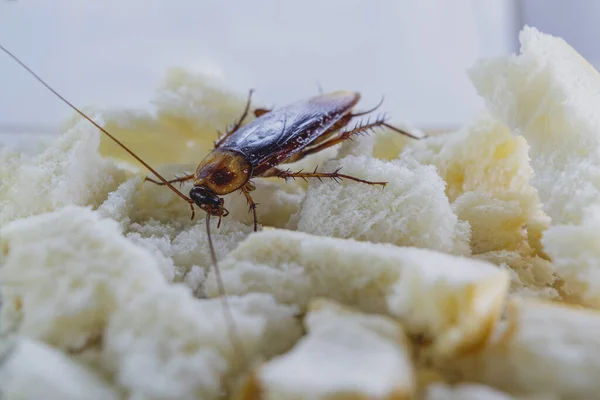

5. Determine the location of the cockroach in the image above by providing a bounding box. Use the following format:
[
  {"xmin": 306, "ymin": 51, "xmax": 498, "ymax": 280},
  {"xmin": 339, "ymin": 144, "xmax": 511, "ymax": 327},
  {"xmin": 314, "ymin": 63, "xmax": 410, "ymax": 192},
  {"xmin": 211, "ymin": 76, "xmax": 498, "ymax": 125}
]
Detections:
[
  {"xmin": 145, "ymin": 89, "xmax": 423, "ymax": 230},
  {"xmin": 1, "ymin": 44, "xmax": 423, "ymax": 367}
]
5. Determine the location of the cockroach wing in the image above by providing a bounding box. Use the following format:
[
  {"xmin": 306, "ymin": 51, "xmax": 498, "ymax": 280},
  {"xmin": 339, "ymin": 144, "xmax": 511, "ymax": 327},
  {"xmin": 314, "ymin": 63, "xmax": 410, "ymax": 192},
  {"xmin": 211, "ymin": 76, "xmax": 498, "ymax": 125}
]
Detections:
[{"xmin": 219, "ymin": 91, "xmax": 359, "ymax": 172}]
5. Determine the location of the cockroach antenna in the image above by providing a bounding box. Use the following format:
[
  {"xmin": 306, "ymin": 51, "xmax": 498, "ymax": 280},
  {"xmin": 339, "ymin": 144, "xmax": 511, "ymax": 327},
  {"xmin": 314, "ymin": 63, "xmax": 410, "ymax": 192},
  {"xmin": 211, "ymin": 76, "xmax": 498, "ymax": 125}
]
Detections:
[
  {"xmin": 0, "ymin": 44, "xmax": 196, "ymax": 216},
  {"xmin": 0, "ymin": 43, "xmax": 247, "ymax": 365},
  {"xmin": 206, "ymin": 214, "xmax": 247, "ymax": 364}
]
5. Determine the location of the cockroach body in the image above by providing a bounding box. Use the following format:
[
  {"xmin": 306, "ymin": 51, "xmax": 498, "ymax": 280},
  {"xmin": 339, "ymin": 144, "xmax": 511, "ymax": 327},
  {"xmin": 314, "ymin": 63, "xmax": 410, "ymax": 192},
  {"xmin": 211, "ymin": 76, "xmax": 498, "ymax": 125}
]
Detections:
[
  {"xmin": 146, "ymin": 90, "xmax": 422, "ymax": 230},
  {"xmin": 1, "ymin": 43, "xmax": 423, "ymax": 366}
]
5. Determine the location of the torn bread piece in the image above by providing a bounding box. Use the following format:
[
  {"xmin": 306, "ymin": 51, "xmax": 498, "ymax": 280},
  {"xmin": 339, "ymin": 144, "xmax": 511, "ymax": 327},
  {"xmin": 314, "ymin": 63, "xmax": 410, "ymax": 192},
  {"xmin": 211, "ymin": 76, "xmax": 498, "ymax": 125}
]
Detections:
[
  {"xmin": 104, "ymin": 288, "xmax": 302, "ymax": 400},
  {"xmin": 205, "ymin": 229, "xmax": 509, "ymax": 357},
  {"xmin": 97, "ymin": 176, "xmax": 142, "ymax": 232},
  {"xmin": 402, "ymin": 114, "xmax": 533, "ymax": 203},
  {"xmin": 401, "ymin": 113, "xmax": 543, "ymax": 255},
  {"xmin": 474, "ymin": 250, "xmax": 558, "ymax": 300},
  {"xmin": 294, "ymin": 154, "xmax": 471, "ymax": 256},
  {"xmin": 0, "ymin": 205, "xmax": 166, "ymax": 352},
  {"xmin": 125, "ymin": 217, "xmax": 254, "ymax": 289},
  {"xmin": 452, "ymin": 191, "xmax": 536, "ymax": 255},
  {"xmin": 98, "ymin": 67, "xmax": 263, "ymax": 168},
  {"xmin": 468, "ymin": 26, "xmax": 600, "ymax": 305},
  {"xmin": 448, "ymin": 298, "xmax": 600, "ymax": 399},
  {"xmin": 540, "ymin": 205, "xmax": 600, "ymax": 305},
  {"xmin": 0, "ymin": 118, "xmax": 125, "ymax": 225},
  {"xmin": 425, "ymin": 383, "xmax": 555, "ymax": 400},
  {"xmin": 241, "ymin": 298, "xmax": 415, "ymax": 400},
  {"xmin": 0, "ymin": 338, "xmax": 119, "ymax": 400},
  {"xmin": 469, "ymin": 26, "xmax": 600, "ymax": 226}
]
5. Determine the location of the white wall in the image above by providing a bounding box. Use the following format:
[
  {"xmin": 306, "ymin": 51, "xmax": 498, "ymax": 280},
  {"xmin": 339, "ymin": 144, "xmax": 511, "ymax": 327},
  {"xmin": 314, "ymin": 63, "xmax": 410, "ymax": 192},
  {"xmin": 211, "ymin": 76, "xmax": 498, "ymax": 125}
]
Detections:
[{"xmin": 0, "ymin": 0, "xmax": 519, "ymax": 137}]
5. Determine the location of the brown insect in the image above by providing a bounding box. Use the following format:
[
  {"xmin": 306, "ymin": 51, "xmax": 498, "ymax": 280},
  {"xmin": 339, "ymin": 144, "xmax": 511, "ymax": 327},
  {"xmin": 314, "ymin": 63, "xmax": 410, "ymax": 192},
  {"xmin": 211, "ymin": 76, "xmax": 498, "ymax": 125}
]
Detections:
[
  {"xmin": 1, "ymin": 44, "xmax": 423, "ymax": 366},
  {"xmin": 146, "ymin": 89, "xmax": 423, "ymax": 230}
]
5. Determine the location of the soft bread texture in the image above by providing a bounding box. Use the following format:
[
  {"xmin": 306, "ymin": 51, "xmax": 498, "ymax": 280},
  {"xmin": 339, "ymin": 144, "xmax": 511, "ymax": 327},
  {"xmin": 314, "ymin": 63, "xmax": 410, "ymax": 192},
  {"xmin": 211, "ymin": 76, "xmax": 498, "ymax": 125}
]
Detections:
[
  {"xmin": 105, "ymin": 288, "xmax": 302, "ymax": 400},
  {"xmin": 294, "ymin": 154, "xmax": 471, "ymax": 256},
  {"xmin": 401, "ymin": 113, "xmax": 542, "ymax": 256},
  {"xmin": 0, "ymin": 206, "xmax": 303, "ymax": 400},
  {"xmin": 0, "ymin": 339, "xmax": 119, "ymax": 400},
  {"xmin": 468, "ymin": 26, "xmax": 600, "ymax": 306},
  {"xmin": 0, "ymin": 205, "xmax": 166, "ymax": 351},
  {"xmin": 425, "ymin": 383, "xmax": 555, "ymax": 400},
  {"xmin": 474, "ymin": 251, "xmax": 558, "ymax": 300},
  {"xmin": 98, "ymin": 68, "xmax": 263, "ymax": 168},
  {"xmin": 0, "ymin": 118, "xmax": 125, "ymax": 225},
  {"xmin": 446, "ymin": 298, "xmax": 600, "ymax": 399},
  {"xmin": 469, "ymin": 26, "xmax": 600, "ymax": 226},
  {"xmin": 204, "ymin": 228, "xmax": 509, "ymax": 357},
  {"xmin": 241, "ymin": 298, "xmax": 415, "ymax": 400},
  {"xmin": 4, "ymin": 26, "xmax": 600, "ymax": 398}
]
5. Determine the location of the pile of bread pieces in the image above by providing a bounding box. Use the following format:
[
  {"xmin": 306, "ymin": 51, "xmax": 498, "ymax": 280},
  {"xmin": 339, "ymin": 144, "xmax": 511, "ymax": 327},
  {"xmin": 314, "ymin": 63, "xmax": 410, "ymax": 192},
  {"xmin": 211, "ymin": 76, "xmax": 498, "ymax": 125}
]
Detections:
[{"xmin": 2, "ymin": 26, "xmax": 600, "ymax": 400}]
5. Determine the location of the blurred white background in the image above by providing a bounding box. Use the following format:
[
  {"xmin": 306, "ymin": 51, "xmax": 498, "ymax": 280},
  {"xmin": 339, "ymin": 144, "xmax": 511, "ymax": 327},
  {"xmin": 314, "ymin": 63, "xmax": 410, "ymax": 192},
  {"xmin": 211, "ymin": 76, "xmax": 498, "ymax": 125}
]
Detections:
[{"xmin": 1, "ymin": 0, "xmax": 599, "ymax": 145}]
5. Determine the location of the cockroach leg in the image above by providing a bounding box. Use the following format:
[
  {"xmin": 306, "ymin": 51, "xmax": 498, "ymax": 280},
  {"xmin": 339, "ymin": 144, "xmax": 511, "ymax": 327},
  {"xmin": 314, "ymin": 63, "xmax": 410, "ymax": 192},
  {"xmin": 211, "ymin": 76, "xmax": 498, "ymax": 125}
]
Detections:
[
  {"xmin": 278, "ymin": 116, "xmax": 387, "ymax": 163},
  {"xmin": 254, "ymin": 108, "xmax": 271, "ymax": 118},
  {"xmin": 215, "ymin": 89, "xmax": 255, "ymax": 148},
  {"xmin": 240, "ymin": 183, "xmax": 259, "ymax": 232},
  {"xmin": 263, "ymin": 166, "xmax": 387, "ymax": 187},
  {"xmin": 144, "ymin": 174, "xmax": 195, "ymax": 186},
  {"xmin": 306, "ymin": 115, "xmax": 422, "ymax": 158}
]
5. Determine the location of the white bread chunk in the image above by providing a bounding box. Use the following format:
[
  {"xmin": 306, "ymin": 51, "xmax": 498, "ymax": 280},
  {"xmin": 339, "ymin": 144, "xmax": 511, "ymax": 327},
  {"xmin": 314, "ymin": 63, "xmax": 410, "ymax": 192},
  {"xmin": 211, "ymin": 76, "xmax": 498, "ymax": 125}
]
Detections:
[
  {"xmin": 0, "ymin": 205, "xmax": 165, "ymax": 351},
  {"xmin": 205, "ymin": 229, "xmax": 509, "ymax": 356},
  {"xmin": 0, "ymin": 119, "xmax": 125, "ymax": 225},
  {"xmin": 125, "ymin": 217, "xmax": 254, "ymax": 288},
  {"xmin": 401, "ymin": 113, "xmax": 542, "ymax": 255},
  {"xmin": 475, "ymin": 251, "xmax": 558, "ymax": 300},
  {"xmin": 373, "ymin": 124, "xmax": 423, "ymax": 161},
  {"xmin": 245, "ymin": 298, "xmax": 415, "ymax": 400},
  {"xmin": 97, "ymin": 176, "xmax": 142, "ymax": 231},
  {"xmin": 294, "ymin": 154, "xmax": 471, "ymax": 256},
  {"xmin": 541, "ymin": 206, "xmax": 600, "ymax": 305},
  {"xmin": 449, "ymin": 298, "xmax": 600, "ymax": 398},
  {"xmin": 223, "ymin": 178, "xmax": 305, "ymax": 229},
  {"xmin": 452, "ymin": 191, "xmax": 535, "ymax": 255},
  {"xmin": 99, "ymin": 67, "xmax": 263, "ymax": 168},
  {"xmin": 468, "ymin": 26, "xmax": 600, "ymax": 226},
  {"xmin": 104, "ymin": 287, "xmax": 302, "ymax": 400},
  {"xmin": 401, "ymin": 114, "xmax": 534, "ymax": 203},
  {"xmin": 468, "ymin": 26, "xmax": 600, "ymax": 305},
  {"xmin": 425, "ymin": 383, "xmax": 555, "ymax": 400},
  {"xmin": 0, "ymin": 338, "xmax": 119, "ymax": 400}
]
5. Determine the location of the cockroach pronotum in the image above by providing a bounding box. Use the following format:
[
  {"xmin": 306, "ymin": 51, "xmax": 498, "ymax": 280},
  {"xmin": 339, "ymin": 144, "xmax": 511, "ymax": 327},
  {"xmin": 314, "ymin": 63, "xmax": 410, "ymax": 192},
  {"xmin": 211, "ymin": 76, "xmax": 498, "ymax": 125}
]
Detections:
[{"xmin": 1, "ymin": 44, "xmax": 424, "ymax": 367}]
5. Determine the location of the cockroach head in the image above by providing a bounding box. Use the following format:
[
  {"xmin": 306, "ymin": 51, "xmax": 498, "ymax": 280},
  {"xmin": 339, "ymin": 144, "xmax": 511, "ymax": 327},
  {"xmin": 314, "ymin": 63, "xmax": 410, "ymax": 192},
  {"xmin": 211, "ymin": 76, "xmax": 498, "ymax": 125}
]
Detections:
[{"xmin": 190, "ymin": 186, "xmax": 227, "ymax": 217}]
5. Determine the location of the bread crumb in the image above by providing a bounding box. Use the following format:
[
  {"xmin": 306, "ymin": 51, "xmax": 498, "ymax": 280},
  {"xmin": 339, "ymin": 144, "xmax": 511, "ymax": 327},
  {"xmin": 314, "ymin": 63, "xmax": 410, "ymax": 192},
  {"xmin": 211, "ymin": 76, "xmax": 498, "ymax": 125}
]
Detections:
[
  {"xmin": 448, "ymin": 298, "xmax": 600, "ymax": 398},
  {"xmin": 243, "ymin": 298, "xmax": 414, "ymax": 400},
  {"xmin": 105, "ymin": 288, "xmax": 302, "ymax": 400},
  {"xmin": 0, "ymin": 338, "xmax": 119, "ymax": 400},
  {"xmin": 468, "ymin": 26, "xmax": 600, "ymax": 306},
  {"xmin": 475, "ymin": 250, "xmax": 558, "ymax": 300},
  {"xmin": 295, "ymin": 154, "xmax": 471, "ymax": 256},
  {"xmin": 99, "ymin": 68, "xmax": 263, "ymax": 169},
  {"xmin": 425, "ymin": 382, "xmax": 555, "ymax": 400},
  {"xmin": 0, "ymin": 205, "xmax": 165, "ymax": 351},
  {"xmin": 402, "ymin": 112, "xmax": 543, "ymax": 256},
  {"xmin": 205, "ymin": 228, "xmax": 508, "ymax": 357},
  {"xmin": 0, "ymin": 119, "xmax": 125, "ymax": 225}
]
